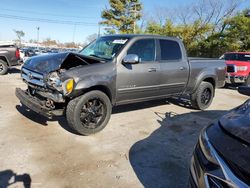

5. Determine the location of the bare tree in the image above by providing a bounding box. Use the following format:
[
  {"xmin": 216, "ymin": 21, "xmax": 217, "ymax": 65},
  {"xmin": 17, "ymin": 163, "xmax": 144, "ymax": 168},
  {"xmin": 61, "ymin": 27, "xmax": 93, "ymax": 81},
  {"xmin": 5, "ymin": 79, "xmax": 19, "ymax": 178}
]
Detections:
[
  {"xmin": 173, "ymin": 0, "xmax": 242, "ymax": 26},
  {"xmin": 191, "ymin": 0, "xmax": 241, "ymax": 28},
  {"xmin": 85, "ymin": 33, "xmax": 98, "ymax": 44},
  {"xmin": 147, "ymin": 6, "xmax": 177, "ymax": 26},
  {"xmin": 139, "ymin": 10, "xmax": 152, "ymax": 31},
  {"xmin": 175, "ymin": 5, "xmax": 194, "ymax": 25},
  {"xmin": 13, "ymin": 30, "xmax": 25, "ymax": 45}
]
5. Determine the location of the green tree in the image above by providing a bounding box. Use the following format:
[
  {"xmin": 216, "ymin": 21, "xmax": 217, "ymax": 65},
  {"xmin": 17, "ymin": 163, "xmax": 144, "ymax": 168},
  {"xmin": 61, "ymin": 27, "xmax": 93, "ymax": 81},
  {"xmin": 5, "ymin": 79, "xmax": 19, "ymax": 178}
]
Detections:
[
  {"xmin": 225, "ymin": 10, "xmax": 250, "ymax": 51},
  {"xmin": 195, "ymin": 10, "xmax": 250, "ymax": 57},
  {"xmin": 101, "ymin": 0, "xmax": 142, "ymax": 34},
  {"xmin": 13, "ymin": 30, "xmax": 25, "ymax": 45},
  {"xmin": 145, "ymin": 19, "xmax": 212, "ymax": 56}
]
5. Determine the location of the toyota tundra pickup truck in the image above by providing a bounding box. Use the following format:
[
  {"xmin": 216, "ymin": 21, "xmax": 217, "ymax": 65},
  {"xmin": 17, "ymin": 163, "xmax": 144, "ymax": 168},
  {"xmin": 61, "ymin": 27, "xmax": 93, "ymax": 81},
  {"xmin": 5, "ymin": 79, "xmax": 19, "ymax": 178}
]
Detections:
[
  {"xmin": 221, "ymin": 52, "xmax": 250, "ymax": 85},
  {"xmin": 16, "ymin": 35, "xmax": 226, "ymax": 135},
  {"xmin": 0, "ymin": 42, "xmax": 20, "ymax": 75}
]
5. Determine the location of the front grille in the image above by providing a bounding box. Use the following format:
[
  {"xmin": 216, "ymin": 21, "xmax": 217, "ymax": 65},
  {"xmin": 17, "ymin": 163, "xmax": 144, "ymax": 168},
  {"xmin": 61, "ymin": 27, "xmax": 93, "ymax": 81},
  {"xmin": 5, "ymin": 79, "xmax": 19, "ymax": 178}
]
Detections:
[
  {"xmin": 21, "ymin": 68, "xmax": 45, "ymax": 87},
  {"xmin": 222, "ymin": 156, "xmax": 250, "ymax": 186},
  {"xmin": 227, "ymin": 64, "xmax": 236, "ymax": 73}
]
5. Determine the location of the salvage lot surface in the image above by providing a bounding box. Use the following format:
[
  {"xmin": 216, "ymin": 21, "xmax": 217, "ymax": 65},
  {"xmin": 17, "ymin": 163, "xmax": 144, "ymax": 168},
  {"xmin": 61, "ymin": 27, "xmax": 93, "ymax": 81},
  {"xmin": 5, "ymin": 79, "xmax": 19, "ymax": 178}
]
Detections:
[{"xmin": 0, "ymin": 67, "xmax": 248, "ymax": 188}]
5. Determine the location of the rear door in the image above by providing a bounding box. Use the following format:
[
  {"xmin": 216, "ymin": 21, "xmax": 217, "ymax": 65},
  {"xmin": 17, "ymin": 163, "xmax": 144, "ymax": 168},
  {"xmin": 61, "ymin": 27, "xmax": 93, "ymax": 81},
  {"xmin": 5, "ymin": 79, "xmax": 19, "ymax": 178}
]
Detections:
[
  {"xmin": 157, "ymin": 39, "xmax": 189, "ymax": 95},
  {"xmin": 116, "ymin": 38, "xmax": 160, "ymax": 103}
]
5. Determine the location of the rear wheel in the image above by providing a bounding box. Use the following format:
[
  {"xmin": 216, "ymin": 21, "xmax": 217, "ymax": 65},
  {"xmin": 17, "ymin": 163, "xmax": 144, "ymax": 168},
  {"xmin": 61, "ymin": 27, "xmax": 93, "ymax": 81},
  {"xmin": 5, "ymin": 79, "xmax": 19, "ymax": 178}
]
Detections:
[
  {"xmin": 0, "ymin": 60, "xmax": 8, "ymax": 75},
  {"xmin": 191, "ymin": 81, "xmax": 214, "ymax": 110},
  {"xmin": 66, "ymin": 90, "xmax": 112, "ymax": 135}
]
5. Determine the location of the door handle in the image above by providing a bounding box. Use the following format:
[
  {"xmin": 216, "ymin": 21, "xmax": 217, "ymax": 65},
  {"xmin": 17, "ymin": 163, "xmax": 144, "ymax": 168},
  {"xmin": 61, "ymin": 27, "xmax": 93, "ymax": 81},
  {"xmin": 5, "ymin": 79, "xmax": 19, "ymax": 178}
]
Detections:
[
  {"xmin": 180, "ymin": 66, "xmax": 186, "ymax": 70},
  {"xmin": 148, "ymin": 68, "xmax": 157, "ymax": 72}
]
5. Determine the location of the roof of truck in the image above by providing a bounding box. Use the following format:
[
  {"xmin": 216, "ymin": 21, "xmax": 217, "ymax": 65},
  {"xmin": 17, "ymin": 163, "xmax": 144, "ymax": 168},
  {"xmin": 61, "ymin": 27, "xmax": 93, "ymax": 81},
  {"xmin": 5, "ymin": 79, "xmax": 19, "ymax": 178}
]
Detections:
[
  {"xmin": 225, "ymin": 52, "xmax": 250, "ymax": 54},
  {"xmin": 102, "ymin": 34, "xmax": 180, "ymax": 40}
]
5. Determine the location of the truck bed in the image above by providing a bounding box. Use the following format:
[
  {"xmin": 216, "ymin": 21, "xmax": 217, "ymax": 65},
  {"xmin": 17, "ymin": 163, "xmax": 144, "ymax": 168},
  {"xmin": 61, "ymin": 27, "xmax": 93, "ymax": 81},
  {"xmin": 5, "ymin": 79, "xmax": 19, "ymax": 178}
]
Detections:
[{"xmin": 184, "ymin": 58, "xmax": 226, "ymax": 94}]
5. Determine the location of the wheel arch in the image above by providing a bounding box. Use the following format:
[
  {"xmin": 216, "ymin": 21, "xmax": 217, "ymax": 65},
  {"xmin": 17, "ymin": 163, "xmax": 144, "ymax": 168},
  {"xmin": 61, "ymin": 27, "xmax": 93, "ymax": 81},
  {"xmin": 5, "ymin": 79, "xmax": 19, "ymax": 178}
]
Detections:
[
  {"xmin": 0, "ymin": 56, "xmax": 9, "ymax": 66},
  {"xmin": 203, "ymin": 77, "xmax": 216, "ymax": 89},
  {"xmin": 192, "ymin": 75, "xmax": 216, "ymax": 94},
  {"xmin": 72, "ymin": 85, "xmax": 114, "ymax": 105}
]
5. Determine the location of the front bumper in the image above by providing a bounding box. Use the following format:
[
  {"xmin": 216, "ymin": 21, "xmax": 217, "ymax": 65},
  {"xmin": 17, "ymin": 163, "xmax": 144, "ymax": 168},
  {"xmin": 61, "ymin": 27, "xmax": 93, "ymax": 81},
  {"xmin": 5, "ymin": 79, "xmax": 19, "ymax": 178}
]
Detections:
[
  {"xmin": 225, "ymin": 74, "xmax": 247, "ymax": 84},
  {"xmin": 15, "ymin": 88, "xmax": 64, "ymax": 118}
]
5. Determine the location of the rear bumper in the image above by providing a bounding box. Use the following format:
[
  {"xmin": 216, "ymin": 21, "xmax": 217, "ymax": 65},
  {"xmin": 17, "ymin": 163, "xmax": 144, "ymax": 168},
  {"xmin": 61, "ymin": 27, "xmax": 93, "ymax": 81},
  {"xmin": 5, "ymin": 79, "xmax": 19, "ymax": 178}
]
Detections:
[
  {"xmin": 15, "ymin": 88, "xmax": 64, "ymax": 118},
  {"xmin": 8, "ymin": 59, "xmax": 21, "ymax": 67},
  {"xmin": 225, "ymin": 74, "xmax": 247, "ymax": 84}
]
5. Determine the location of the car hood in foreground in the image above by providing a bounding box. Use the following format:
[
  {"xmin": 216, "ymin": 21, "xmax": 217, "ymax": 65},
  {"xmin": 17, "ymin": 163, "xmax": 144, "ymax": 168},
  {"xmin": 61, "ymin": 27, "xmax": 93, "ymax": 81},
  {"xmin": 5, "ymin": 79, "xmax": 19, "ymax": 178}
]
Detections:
[
  {"xmin": 23, "ymin": 52, "xmax": 104, "ymax": 74},
  {"xmin": 23, "ymin": 53, "xmax": 69, "ymax": 73},
  {"xmin": 219, "ymin": 99, "xmax": 250, "ymax": 144}
]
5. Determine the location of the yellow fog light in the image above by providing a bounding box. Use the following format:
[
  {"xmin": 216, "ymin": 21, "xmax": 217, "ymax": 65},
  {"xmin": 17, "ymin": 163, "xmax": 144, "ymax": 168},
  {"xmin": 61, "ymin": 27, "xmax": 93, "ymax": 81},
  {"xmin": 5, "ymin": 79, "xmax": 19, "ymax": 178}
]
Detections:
[{"xmin": 65, "ymin": 79, "xmax": 74, "ymax": 94}]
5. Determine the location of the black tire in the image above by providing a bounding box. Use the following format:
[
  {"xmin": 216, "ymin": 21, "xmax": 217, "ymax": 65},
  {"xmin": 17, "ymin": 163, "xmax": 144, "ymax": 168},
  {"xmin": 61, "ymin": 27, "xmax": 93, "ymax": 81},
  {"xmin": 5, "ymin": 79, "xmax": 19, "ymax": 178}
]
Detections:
[
  {"xmin": 66, "ymin": 90, "xmax": 112, "ymax": 135},
  {"xmin": 0, "ymin": 60, "xmax": 8, "ymax": 75},
  {"xmin": 244, "ymin": 76, "xmax": 250, "ymax": 86},
  {"xmin": 190, "ymin": 81, "xmax": 214, "ymax": 110}
]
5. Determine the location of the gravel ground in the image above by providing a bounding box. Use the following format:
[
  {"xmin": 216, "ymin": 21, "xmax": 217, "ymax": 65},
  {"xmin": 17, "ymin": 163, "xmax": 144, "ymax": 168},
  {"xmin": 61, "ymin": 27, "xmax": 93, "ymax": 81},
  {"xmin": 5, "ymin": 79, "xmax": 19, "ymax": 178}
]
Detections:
[{"xmin": 0, "ymin": 66, "xmax": 248, "ymax": 188}]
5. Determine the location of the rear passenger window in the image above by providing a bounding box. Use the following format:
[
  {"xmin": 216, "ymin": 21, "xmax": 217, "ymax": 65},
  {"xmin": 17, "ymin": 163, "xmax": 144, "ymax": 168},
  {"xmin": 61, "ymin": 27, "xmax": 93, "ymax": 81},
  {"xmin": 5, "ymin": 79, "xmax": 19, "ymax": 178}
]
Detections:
[
  {"xmin": 160, "ymin": 40, "xmax": 182, "ymax": 61},
  {"xmin": 127, "ymin": 39, "xmax": 155, "ymax": 62}
]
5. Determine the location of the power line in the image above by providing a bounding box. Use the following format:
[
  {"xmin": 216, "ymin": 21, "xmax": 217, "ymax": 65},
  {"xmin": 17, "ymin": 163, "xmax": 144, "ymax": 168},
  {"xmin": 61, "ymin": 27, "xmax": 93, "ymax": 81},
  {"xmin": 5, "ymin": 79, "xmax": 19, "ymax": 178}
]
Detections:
[
  {"xmin": 0, "ymin": 8, "xmax": 99, "ymax": 20},
  {"xmin": 0, "ymin": 13, "xmax": 98, "ymax": 26}
]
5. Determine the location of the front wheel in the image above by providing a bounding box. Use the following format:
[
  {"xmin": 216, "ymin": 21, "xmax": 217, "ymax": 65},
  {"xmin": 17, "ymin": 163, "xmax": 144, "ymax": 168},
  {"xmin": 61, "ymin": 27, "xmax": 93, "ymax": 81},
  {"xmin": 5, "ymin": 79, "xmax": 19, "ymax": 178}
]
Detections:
[
  {"xmin": 66, "ymin": 90, "xmax": 112, "ymax": 135},
  {"xmin": 190, "ymin": 81, "xmax": 214, "ymax": 110}
]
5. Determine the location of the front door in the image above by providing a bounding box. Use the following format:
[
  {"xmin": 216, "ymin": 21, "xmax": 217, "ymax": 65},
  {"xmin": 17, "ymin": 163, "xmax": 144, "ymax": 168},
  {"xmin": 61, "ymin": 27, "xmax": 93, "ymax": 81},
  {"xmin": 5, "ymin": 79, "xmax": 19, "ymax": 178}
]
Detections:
[{"xmin": 116, "ymin": 39, "xmax": 160, "ymax": 104}]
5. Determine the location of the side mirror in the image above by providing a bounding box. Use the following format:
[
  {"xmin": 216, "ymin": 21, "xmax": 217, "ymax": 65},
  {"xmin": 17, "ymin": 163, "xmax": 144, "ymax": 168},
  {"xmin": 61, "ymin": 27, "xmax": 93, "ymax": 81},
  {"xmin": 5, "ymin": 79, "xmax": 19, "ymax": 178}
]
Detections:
[
  {"xmin": 123, "ymin": 54, "xmax": 139, "ymax": 64},
  {"xmin": 238, "ymin": 86, "xmax": 250, "ymax": 96}
]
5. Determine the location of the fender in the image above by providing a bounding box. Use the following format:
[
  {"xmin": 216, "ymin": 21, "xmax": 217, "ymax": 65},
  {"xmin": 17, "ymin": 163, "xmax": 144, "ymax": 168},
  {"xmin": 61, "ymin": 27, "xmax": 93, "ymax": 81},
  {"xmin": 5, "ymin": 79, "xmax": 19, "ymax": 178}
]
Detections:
[{"xmin": 73, "ymin": 74, "xmax": 116, "ymax": 104}]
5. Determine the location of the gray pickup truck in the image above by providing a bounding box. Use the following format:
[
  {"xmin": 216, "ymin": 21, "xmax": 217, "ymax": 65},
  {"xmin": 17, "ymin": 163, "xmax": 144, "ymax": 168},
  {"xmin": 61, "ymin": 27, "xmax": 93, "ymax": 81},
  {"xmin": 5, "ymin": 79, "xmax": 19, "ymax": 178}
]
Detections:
[
  {"xmin": 0, "ymin": 43, "xmax": 20, "ymax": 75},
  {"xmin": 16, "ymin": 35, "xmax": 226, "ymax": 135}
]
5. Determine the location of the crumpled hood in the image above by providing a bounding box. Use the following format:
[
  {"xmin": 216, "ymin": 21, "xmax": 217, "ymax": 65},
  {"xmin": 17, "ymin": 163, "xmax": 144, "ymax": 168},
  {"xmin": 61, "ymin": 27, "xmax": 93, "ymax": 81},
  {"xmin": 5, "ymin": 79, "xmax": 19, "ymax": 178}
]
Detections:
[
  {"xmin": 219, "ymin": 99, "xmax": 250, "ymax": 144},
  {"xmin": 23, "ymin": 52, "xmax": 69, "ymax": 74}
]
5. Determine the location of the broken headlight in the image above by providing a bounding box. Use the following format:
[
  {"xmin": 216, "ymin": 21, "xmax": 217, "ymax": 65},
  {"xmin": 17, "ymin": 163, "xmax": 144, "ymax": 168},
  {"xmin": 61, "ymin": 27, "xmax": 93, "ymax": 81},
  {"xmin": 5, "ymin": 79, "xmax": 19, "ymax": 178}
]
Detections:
[
  {"xmin": 47, "ymin": 72, "xmax": 75, "ymax": 95},
  {"xmin": 46, "ymin": 72, "xmax": 63, "ymax": 92}
]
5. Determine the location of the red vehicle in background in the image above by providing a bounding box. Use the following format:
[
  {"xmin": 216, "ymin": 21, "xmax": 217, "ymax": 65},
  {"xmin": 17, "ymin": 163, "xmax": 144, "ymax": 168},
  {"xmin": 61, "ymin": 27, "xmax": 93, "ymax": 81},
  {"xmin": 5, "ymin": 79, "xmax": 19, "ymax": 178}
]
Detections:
[{"xmin": 221, "ymin": 52, "xmax": 250, "ymax": 86}]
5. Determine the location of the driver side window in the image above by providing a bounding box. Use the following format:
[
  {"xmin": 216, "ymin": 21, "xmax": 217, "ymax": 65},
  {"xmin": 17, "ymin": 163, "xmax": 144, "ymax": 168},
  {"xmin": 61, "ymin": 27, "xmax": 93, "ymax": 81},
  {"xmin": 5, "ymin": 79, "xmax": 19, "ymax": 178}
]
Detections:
[{"xmin": 127, "ymin": 39, "xmax": 156, "ymax": 62}]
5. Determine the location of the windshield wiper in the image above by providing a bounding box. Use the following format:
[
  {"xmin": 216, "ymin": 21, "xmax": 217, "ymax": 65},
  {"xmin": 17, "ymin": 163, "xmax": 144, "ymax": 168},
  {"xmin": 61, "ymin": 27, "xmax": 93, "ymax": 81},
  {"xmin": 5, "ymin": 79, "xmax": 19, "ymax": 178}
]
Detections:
[
  {"xmin": 89, "ymin": 54, "xmax": 111, "ymax": 61},
  {"xmin": 89, "ymin": 54, "xmax": 104, "ymax": 59}
]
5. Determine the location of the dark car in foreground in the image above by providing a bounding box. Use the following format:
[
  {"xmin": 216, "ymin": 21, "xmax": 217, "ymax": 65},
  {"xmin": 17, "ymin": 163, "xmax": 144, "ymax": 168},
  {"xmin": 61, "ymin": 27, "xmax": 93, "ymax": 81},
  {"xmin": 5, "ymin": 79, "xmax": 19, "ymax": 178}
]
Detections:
[
  {"xmin": 16, "ymin": 35, "xmax": 225, "ymax": 135},
  {"xmin": 190, "ymin": 86, "xmax": 250, "ymax": 188}
]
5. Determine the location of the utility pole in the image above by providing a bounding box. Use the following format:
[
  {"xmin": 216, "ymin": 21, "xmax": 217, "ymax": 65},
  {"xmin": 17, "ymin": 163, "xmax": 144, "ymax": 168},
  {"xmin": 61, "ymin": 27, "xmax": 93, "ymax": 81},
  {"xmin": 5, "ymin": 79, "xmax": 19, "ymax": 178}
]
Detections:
[
  {"xmin": 98, "ymin": 22, "xmax": 101, "ymax": 37},
  {"xmin": 131, "ymin": 3, "xmax": 140, "ymax": 34},
  {"xmin": 134, "ymin": 4, "xmax": 136, "ymax": 33},
  {"xmin": 72, "ymin": 24, "xmax": 76, "ymax": 43},
  {"xmin": 36, "ymin": 26, "xmax": 40, "ymax": 47}
]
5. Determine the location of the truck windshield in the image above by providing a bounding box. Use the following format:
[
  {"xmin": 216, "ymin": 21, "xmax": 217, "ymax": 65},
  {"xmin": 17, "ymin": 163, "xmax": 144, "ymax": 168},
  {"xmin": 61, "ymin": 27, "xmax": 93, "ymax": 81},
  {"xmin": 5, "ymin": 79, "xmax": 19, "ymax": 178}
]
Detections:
[
  {"xmin": 223, "ymin": 53, "xmax": 250, "ymax": 62},
  {"xmin": 80, "ymin": 36, "xmax": 129, "ymax": 61}
]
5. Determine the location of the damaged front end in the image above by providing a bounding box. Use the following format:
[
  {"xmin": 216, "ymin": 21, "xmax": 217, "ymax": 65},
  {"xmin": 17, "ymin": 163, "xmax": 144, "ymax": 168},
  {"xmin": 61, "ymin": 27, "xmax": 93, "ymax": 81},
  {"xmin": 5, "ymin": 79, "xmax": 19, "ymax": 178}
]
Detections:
[{"xmin": 16, "ymin": 52, "xmax": 103, "ymax": 118}]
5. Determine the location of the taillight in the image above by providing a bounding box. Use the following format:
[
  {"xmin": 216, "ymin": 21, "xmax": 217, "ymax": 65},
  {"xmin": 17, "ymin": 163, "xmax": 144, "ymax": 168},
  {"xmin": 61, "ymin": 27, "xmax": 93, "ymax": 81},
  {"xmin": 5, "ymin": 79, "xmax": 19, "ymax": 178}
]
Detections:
[{"xmin": 15, "ymin": 49, "xmax": 20, "ymax": 59}]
